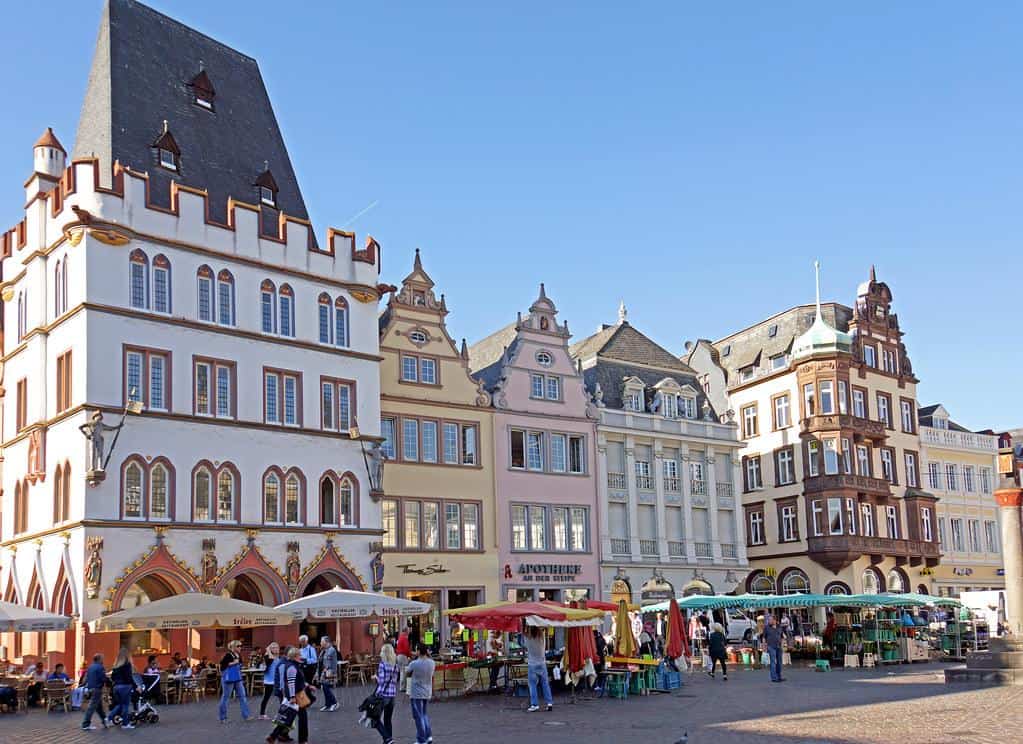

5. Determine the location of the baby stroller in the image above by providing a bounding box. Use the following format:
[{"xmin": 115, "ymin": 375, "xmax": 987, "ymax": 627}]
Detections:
[{"xmin": 111, "ymin": 673, "xmax": 161, "ymax": 726}]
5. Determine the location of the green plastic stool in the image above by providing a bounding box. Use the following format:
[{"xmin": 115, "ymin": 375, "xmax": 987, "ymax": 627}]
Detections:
[
  {"xmin": 629, "ymin": 670, "xmax": 648, "ymax": 695},
  {"xmin": 815, "ymin": 659, "xmax": 831, "ymax": 672},
  {"xmin": 606, "ymin": 673, "xmax": 629, "ymax": 699}
]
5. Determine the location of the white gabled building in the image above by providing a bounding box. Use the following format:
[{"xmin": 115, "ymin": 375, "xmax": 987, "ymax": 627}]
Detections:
[{"xmin": 0, "ymin": 0, "xmax": 386, "ymax": 669}]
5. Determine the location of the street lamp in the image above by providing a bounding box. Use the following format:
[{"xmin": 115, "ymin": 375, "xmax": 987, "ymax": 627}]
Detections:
[{"xmin": 347, "ymin": 419, "xmax": 384, "ymax": 501}]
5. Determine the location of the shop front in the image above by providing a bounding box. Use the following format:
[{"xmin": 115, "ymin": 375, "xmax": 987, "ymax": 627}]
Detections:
[
  {"xmin": 501, "ymin": 560, "xmax": 598, "ymax": 606},
  {"xmin": 930, "ymin": 564, "xmax": 1006, "ymax": 597},
  {"xmin": 600, "ymin": 565, "xmax": 742, "ymax": 608}
]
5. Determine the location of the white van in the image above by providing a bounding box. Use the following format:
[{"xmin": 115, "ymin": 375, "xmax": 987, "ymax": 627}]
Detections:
[{"xmin": 725, "ymin": 610, "xmax": 756, "ymax": 643}]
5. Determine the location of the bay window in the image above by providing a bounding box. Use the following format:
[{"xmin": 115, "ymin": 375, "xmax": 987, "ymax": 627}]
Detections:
[
  {"xmin": 819, "ymin": 380, "xmax": 834, "ymax": 414},
  {"xmin": 828, "ymin": 497, "xmax": 843, "ymax": 535}
]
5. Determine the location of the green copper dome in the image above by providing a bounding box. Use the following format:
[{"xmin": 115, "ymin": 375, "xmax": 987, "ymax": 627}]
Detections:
[{"xmin": 791, "ymin": 311, "xmax": 853, "ymax": 360}]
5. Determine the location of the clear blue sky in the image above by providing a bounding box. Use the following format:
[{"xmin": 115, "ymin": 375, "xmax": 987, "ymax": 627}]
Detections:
[{"xmin": 2, "ymin": 1, "xmax": 1020, "ymax": 430}]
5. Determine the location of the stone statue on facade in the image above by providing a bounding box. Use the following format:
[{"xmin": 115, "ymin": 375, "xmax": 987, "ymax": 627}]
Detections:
[
  {"xmin": 286, "ymin": 542, "xmax": 301, "ymax": 592},
  {"xmin": 201, "ymin": 538, "xmax": 218, "ymax": 590},
  {"xmin": 370, "ymin": 551, "xmax": 384, "ymax": 592},
  {"xmin": 85, "ymin": 537, "xmax": 103, "ymax": 599},
  {"xmin": 593, "ymin": 382, "xmax": 605, "ymax": 408},
  {"xmin": 79, "ymin": 411, "xmax": 124, "ymax": 475}
]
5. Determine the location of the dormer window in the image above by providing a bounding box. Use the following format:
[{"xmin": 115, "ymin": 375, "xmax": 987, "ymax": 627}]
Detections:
[
  {"xmin": 254, "ymin": 166, "xmax": 279, "ymax": 208},
  {"xmin": 768, "ymin": 324, "xmax": 778, "ymax": 338},
  {"xmin": 189, "ymin": 69, "xmax": 216, "ymax": 111},
  {"xmin": 536, "ymin": 350, "xmax": 554, "ymax": 368},
  {"xmin": 679, "ymin": 394, "xmax": 697, "ymax": 419},
  {"xmin": 722, "ymin": 344, "xmax": 731, "ymax": 357},
  {"xmin": 624, "ymin": 391, "xmax": 643, "ymax": 412},
  {"xmin": 740, "ymin": 365, "xmax": 755, "ymax": 382},
  {"xmin": 159, "ymin": 148, "xmax": 177, "ymax": 170},
  {"xmin": 152, "ymin": 120, "xmax": 180, "ymax": 172},
  {"xmin": 770, "ymin": 353, "xmax": 787, "ymax": 370},
  {"xmin": 661, "ymin": 393, "xmax": 678, "ymax": 419}
]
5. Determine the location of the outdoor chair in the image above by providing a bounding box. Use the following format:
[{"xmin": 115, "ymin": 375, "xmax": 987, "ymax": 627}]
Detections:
[{"xmin": 44, "ymin": 680, "xmax": 70, "ymax": 712}]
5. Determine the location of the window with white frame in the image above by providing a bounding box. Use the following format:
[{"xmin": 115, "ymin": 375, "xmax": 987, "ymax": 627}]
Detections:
[
  {"xmin": 624, "ymin": 389, "xmax": 643, "ymax": 412},
  {"xmin": 680, "ymin": 394, "xmax": 697, "ymax": 419},
  {"xmin": 129, "ymin": 251, "xmax": 149, "ymax": 309},
  {"xmin": 846, "ymin": 498, "xmax": 857, "ymax": 535},
  {"xmin": 819, "ymin": 380, "xmax": 835, "ymax": 414},
  {"xmin": 636, "ymin": 460, "xmax": 653, "ymax": 489},
  {"xmin": 841, "ymin": 438, "xmax": 852, "ymax": 474},
  {"xmin": 216, "ymin": 270, "xmax": 235, "ymax": 326},
  {"xmin": 856, "ymin": 445, "xmax": 870, "ymax": 477},
  {"xmin": 661, "ymin": 393, "xmax": 678, "ymax": 419},
  {"xmin": 153, "ymin": 255, "xmax": 170, "ymax": 314},
  {"xmin": 216, "ymin": 469, "xmax": 236, "ymax": 522},
  {"xmin": 194, "ymin": 467, "xmax": 212, "ymax": 522},
  {"xmin": 530, "ymin": 374, "xmax": 544, "ymax": 399},
  {"xmin": 123, "ymin": 461, "xmax": 144, "ymax": 519},
  {"xmin": 263, "ymin": 472, "xmax": 282, "ymax": 524},
  {"xmin": 945, "ymin": 463, "xmax": 959, "ymax": 491},
  {"xmin": 781, "ymin": 504, "xmax": 798, "ymax": 541},
  {"xmin": 811, "ymin": 500, "xmax": 824, "ymax": 536},
  {"xmin": 824, "ymin": 438, "xmax": 840, "ymax": 475},
  {"xmin": 740, "ymin": 365, "xmax": 755, "ymax": 382},
  {"xmin": 963, "ymin": 465, "xmax": 975, "ymax": 492},
  {"xmin": 125, "ymin": 347, "xmax": 169, "ymax": 412},
  {"xmin": 928, "ymin": 462, "xmax": 942, "ymax": 490},
  {"xmin": 535, "ymin": 350, "xmax": 554, "ymax": 367},
  {"xmin": 401, "ymin": 355, "xmax": 419, "ymax": 382},
  {"xmin": 985, "ymin": 520, "xmax": 999, "ymax": 553},
  {"xmin": 905, "ymin": 452, "xmax": 917, "ymax": 488},
  {"xmin": 264, "ymin": 370, "xmax": 300, "ymax": 426},
  {"xmin": 863, "ymin": 344, "xmax": 877, "ymax": 368},
  {"xmin": 197, "ymin": 266, "xmax": 214, "ymax": 322},
  {"xmin": 967, "ymin": 519, "xmax": 981, "ymax": 552},
  {"xmin": 803, "ymin": 383, "xmax": 815, "ymax": 417},
  {"xmin": 937, "ymin": 516, "xmax": 946, "ymax": 547},
  {"xmin": 744, "ymin": 456, "xmax": 762, "ymax": 491},
  {"xmin": 403, "ymin": 419, "xmax": 420, "ymax": 461},
  {"xmin": 279, "ymin": 285, "xmax": 295, "ymax": 337},
  {"xmin": 951, "ymin": 518, "xmax": 964, "ymax": 551},
  {"xmin": 807, "ymin": 440, "xmax": 820, "ymax": 477},
  {"xmin": 748, "ymin": 509, "xmax": 765, "ymax": 545},
  {"xmin": 770, "ymin": 353, "xmax": 787, "ymax": 370},
  {"xmin": 320, "ymin": 379, "xmax": 353, "ymax": 432},
  {"xmin": 837, "ymin": 381, "xmax": 848, "ymax": 414},
  {"xmin": 885, "ymin": 505, "xmax": 899, "ymax": 539},
  {"xmin": 742, "ymin": 404, "xmax": 758, "ymax": 438},
  {"xmin": 853, "ymin": 388, "xmax": 866, "ymax": 418},
  {"xmin": 776, "ymin": 448, "xmax": 794, "ymax": 485},
  {"xmin": 900, "ymin": 400, "xmax": 914, "ymax": 432},
  {"xmin": 980, "ymin": 467, "xmax": 992, "ymax": 494},
  {"xmin": 194, "ymin": 358, "xmax": 234, "ymax": 418},
  {"xmin": 828, "ymin": 497, "xmax": 843, "ymax": 535},
  {"xmin": 380, "ymin": 417, "xmax": 396, "ymax": 459},
  {"xmin": 880, "ymin": 449, "xmax": 894, "ymax": 483},
  {"xmin": 861, "ymin": 503, "xmax": 875, "ymax": 537},
  {"xmin": 921, "ymin": 507, "xmax": 933, "ymax": 542},
  {"xmin": 774, "ymin": 394, "xmax": 790, "ymax": 429},
  {"xmin": 527, "ymin": 431, "xmax": 544, "ymax": 470},
  {"xmin": 877, "ymin": 394, "xmax": 891, "ymax": 427},
  {"xmin": 261, "ymin": 281, "xmax": 276, "ymax": 334},
  {"xmin": 334, "ymin": 298, "xmax": 349, "ymax": 347}
]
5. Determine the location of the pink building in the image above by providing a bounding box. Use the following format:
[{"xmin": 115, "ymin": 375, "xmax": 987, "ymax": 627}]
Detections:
[{"xmin": 469, "ymin": 286, "xmax": 601, "ymax": 602}]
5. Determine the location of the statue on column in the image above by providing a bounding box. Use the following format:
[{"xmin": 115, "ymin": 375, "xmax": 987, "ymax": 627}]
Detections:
[
  {"xmin": 370, "ymin": 551, "xmax": 384, "ymax": 592},
  {"xmin": 79, "ymin": 411, "xmax": 125, "ymax": 479},
  {"xmin": 85, "ymin": 537, "xmax": 103, "ymax": 599}
]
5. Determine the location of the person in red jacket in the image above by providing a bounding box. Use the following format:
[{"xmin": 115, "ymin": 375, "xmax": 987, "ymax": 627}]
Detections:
[{"xmin": 395, "ymin": 625, "xmax": 412, "ymax": 688}]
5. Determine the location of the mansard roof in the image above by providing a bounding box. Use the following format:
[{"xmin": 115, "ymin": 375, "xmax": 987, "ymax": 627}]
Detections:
[
  {"xmin": 72, "ymin": 0, "xmax": 310, "ymax": 226},
  {"xmin": 570, "ymin": 321, "xmax": 694, "ymax": 374}
]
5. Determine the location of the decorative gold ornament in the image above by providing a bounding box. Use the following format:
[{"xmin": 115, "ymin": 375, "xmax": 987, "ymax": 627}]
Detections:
[
  {"xmin": 88, "ymin": 227, "xmax": 131, "ymax": 246},
  {"xmin": 67, "ymin": 229, "xmax": 85, "ymax": 246}
]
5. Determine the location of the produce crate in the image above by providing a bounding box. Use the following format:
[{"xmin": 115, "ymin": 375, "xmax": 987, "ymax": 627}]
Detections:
[{"xmin": 655, "ymin": 671, "xmax": 681, "ymax": 691}]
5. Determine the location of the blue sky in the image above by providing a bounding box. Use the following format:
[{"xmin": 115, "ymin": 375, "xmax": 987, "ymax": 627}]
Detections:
[{"xmin": 2, "ymin": 1, "xmax": 1020, "ymax": 429}]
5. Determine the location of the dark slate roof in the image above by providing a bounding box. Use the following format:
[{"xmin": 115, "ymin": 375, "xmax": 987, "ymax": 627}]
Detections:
[
  {"xmin": 72, "ymin": 0, "xmax": 310, "ymax": 228},
  {"xmin": 918, "ymin": 404, "xmax": 971, "ymax": 433},
  {"xmin": 712, "ymin": 302, "xmax": 853, "ymax": 383},
  {"xmin": 571, "ymin": 321, "xmax": 715, "ymax": 417},
  {"xmin": 467, "ymin": 322, "xmax": 518, "ymax": 392},
  {"xmin": 570, "ymin": 322, "xmax": 695, "ymax": 374}
]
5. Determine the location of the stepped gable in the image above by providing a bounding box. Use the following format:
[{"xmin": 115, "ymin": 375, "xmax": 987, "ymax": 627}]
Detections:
[{"xmin": 72, "ymin": 0, "xmax": 310, "ymax": 229}]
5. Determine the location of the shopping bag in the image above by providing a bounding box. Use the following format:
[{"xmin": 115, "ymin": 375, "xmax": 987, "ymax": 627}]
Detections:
[
  {"xmin": 295, "ymin": 688, "xmax": 314, "ymax": 709},
  {"xmin": 782, "ymin": 652, "xmax": 792, "ymax": 666},
  {"xmin": 274, "ymin": 703, "xmax": 298, "ymax": 728},
  {"xmin": 552, "ymin": 665, "xmax": 561, "ymax": 681},
  {"xmin": 760, "ymin": 651, "xmax": 770, "ymax": 666},
  {"xmin": 701, "ymin": 654, "xmax": 711, "ymax": 669}
]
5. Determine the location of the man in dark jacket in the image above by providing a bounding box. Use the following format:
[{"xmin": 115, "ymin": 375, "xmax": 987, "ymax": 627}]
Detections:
[
  {"xmin": 80, "ymin": 653, "xmax": 109, "ymax": 730},
  {"xmin": 763, "ymin": 615, "xmax": 788, "ymax": 683}
]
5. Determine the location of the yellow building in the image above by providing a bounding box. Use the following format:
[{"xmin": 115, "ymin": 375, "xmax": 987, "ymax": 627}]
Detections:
[
  {"xmin": 377, "ymin": 251, "xmax": 497, "ymax": 650},
  {"xmin": 918, "ymin": 405, "xmax": 1002, "ymax": 596}
]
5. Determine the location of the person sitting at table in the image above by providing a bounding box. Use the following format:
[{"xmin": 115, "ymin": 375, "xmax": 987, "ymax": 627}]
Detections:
[
  {"xmin": 26, "ymin": 661, "xmax": 47, "ymax": 707},
  {"xmin": 175, "ymin": 658, "xmax": 193, "ymax": 679},
  {"xmin": 170, "ymin": 652, "xmax": 183, "ymax": 669},
  {"xmin": 48, "ymin": 663, "xmax": 72, "ymax": 684},
  {"xmin": 249, "ymin": 646, "xmax": 264, "ymax": 670},
  {"xmin": 145, "ymin": 656, "xmax": 161, "ymax": 675}
]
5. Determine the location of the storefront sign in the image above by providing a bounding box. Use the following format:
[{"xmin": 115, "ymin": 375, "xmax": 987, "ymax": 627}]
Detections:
[
  {"xmin": 610, "ymin": 576, "xmax": 632, "ymax": 605},
  {"xmin": 997, "ymin": 569, "xmax": 1005, "ymax": 576},
  {"xmin": 640, "ymin": 576, "xmax": 674, "ymax": 603},
  {"xmin": 516, "ymin": 563, "xmax": 581, "ymax": 583},
  {"xmin": 394, "ymin": 563, "xmax": 450, "ymax": 576},
  {"xmin": 953, "ymin": 567, "xmax": 974, "ymax": 576}
]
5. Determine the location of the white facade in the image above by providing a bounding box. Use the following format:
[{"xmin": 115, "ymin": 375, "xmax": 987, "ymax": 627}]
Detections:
[{"xmin": 0, "ymin": 149, "xmax": 384, "ymax": 662}]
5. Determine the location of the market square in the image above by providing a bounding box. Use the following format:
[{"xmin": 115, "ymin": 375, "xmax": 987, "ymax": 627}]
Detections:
[{"xmin": 0, "ymin": 1, "xmax": 1021, "ymax": 742}]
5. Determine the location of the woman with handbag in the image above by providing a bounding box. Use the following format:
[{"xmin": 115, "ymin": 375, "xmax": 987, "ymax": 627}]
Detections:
[
  {"xmin": 267, "ymin": 647, "xmax": 314, "ymax": 744},
  {"xmin": 368, "ymin": 644, "xmax": 399, "ymax": 744}
]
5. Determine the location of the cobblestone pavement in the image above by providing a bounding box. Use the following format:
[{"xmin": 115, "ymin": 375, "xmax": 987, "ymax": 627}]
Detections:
[{"xmin": 4, "ymin": 663, "xmax": 1020, "ymax": 744}]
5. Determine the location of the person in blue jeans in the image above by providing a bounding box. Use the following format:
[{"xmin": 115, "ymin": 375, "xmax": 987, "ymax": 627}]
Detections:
[
  {"xmin": 80, "ymin": 653, "xmax": 110, "ymax": 731},
  {"xmin": 407, "ymin": 644, "xmax": 435, "ymax": 744},
  {"xmin": 763, "ymin": 615, "xmax": 788, "ymax": 683},
  {"xmin": 107, "ymin": 648, "xmax": 137, "ymax": 729},
  {"xmin": 523, "ymin": 626, "xmax": 553, "ymax": 712},
  {"xmin": 218, "ymin": 639, "xmax": 251, "ymax": 722}
]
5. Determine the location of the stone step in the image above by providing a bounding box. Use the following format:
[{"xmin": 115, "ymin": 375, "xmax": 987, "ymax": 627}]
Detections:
[
  {"xmin": 964, "ymin": 651, "xmax": 1023, "ymax": 669},
  {"xmin": 945, "ymin": 665, "xmax": 1023, "ymax": 686}
]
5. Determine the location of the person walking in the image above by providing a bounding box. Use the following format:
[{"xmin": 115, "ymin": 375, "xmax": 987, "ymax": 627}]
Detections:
[
  {"xmin": 259, "ymin": 643, "xmax": 283, "ymax": 720},
  {"xmin": 707, "ymin": 622, "xmax": 728, "ymax": 681},
  {"xmin": 317, "ymin": 636, "xmax": 339, "ymax": 712},
  {"xmin": 219, "ymin": 639, "xmax": 252, "ymax": 723},
  {"xmin": 297, "ymin": 635, "xmax": 318, "ymax": 684},
  {"xmin": 396, "ymin": 625, "xmax": 412, "ymax": 688},
  {"xmin": 763, "ymin": 615, "xmax": 787, "ymax": 683},
  {"xmin": 370, "ymin": 644, "xmax": 399, "ymax": 744},
  {"xmin": 267, "ymin": 647, "xmax": 307, "ymax": 744},
  {"xmin": 107, "ymin": 648, "xmax": 136, "ymax": 730},
  {"xmin": 523, "ymin": 625, "xmax": 553, "ymax": 712},
  {"xmin": 407, "ymin": 644, "xmax": 435, "ymax": 744},
  {"xmin": 80, "ymin": 653, "xmax": 109, "ymax": 731}
]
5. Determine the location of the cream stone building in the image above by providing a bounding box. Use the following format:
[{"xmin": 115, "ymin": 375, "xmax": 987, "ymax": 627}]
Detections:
[
  {"xmin": 377, "ymin": 251, "xmax": 498, "ymax": 649},
  {"xmin": 918, "ymin": 405, "xmax": 1001, "ymax": 596},
  {"xmin": 688, "ymin": 268, "xmax": 940, "ymax": 616}
]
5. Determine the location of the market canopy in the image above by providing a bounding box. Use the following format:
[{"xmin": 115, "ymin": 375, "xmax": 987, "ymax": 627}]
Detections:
[
  {"xmin": 90, "ymin": 592, "xmax": 296, "ymax": 632},
  {"xmin": 644, "ymin": 591, "xmax": 956, "ymax": 613},
  {"xmin": 277, "ymin": 588, "xmax": 431, "ymax": 620},
  {"xmin": 0, "ymin": 600, "xmax": 71, "ymax": 632},
  {"xmin": 444, "ymin": 601, "xmax": 603, "ymax": 631}
]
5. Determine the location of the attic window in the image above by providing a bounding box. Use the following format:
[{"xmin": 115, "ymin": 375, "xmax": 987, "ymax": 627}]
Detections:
[
  {"xmin": 768, "ymin": 324, "xmax": 778, "ymax": 338},
  {"xmin": 722, "ymin": 344, "xmax": 731, "ymax": 357},
  {"xmin": 189, "ymin": 69, "xmax": 216, "ymax": 111},
  {"xmin": 739, "ymin": 365, "xmax": 755, "ymax": 382},
  {"xmin": 152, "ymin": 120, "xmax": 180, "ymax": 172},
  {"xmin": 254, "ymin": 165, "xmax": 279, "ymax": 208}
]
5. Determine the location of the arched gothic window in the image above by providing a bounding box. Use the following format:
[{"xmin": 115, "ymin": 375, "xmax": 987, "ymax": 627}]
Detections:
[
  {"xmin": 318, "ymin": 293, "xmax": 332, "ymax": 344},
  {"xmin": 153, "ymin": 254, "xmax": 171, "ymax": 313},
  {"xmin": 261, "ymin": 279, "xmax": 277, "ymax": 334},
  {"xmin": 197, "ymin": 265, "xmax": 214, "ymax": 322},
  {"xmin": 217, "ymin": 270, "xmax": 235, "ymax": 326},
  {"xmin": 264, "ymin": 472, "xmax": 281, "ymax": 523},
  {"xmin": 129, "ymin": 249, "xmax": 149, "ymax": 309},
  {"xmin": 334, "ymin": 297, "xmax": 348, "ymax": 347},
  {"xmin": 123, "ymin": 461, "xmax": 144, "ymax": 518},
  {"xmin": 150, "ymin": 463, "xmax": 169, "ymax": 519},
  {"xmin": 320, "ymin": 477, "xmax": 336, "ymax": 526},
  {"xmin": 217, "ymin": 469, "xmax": 235, "ymax": 521},
  {"xmin": 279, "ymin": 284, "xmax": 295, "ymax": 338},
  {"xmin": 339, "ymin": 476, "xmax": 355, "ymax": 526},
  {"xmin": 285, "ymin": 473, "xmax": 301, "ymax": 524},
  {"xmin": 194, "ymin": 466, "xmax": 212, "ymax": 521}
]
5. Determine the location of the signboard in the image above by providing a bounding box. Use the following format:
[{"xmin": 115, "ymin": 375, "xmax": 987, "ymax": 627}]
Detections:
[
  {"xmin": 640, "ymin": 576, "xmax": 674, "ymax": 604},
  {"xmin": 999, "ymin": 453, "xmax": 1015, "ymax": 475},
  {"xmin": 515, "ymin": 563, "xmax": 581, "ymax": 583},
  {"xmin": 953, "ymin": 567, "xmax": 974, "ymax": 577}
]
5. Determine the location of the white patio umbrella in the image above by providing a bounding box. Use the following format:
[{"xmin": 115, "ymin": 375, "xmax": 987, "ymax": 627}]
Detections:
[
  {"xmin": 89, "ymin": 592, "xmax": 296, "ymax": 632},
  {"xmin": 276, "ymin": 587, "xmax": 430, "ymax": 649},
  {"xmin": 0, "ymin": 600, "xmax": 71, "ymax": 632}
]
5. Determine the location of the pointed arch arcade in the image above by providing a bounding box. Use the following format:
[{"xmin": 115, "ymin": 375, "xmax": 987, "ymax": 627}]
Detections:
[
  {"xmin": 108, "ymin": 544, "xmax": 201, "ymax": 612},
  {"xmin": 211, "ymin": 546, "xmax": 290, "ymax": 606},
  {"xmin": 294, "ymin": 542, "xmax": 366, "ymax": 597}
]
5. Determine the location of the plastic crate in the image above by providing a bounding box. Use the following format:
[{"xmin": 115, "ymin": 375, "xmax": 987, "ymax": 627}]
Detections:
[{"xmin": 656, "ymin": 671, "xmax": 681, "ymax": 690}]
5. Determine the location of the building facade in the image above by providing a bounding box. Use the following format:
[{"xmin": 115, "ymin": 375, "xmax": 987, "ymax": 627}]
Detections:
[
  {"xmin": 377, "ymin": 251, "xmax": 498, "ymax": 649},
  {"xmin": 0, "ymin": 0, "xmax": 385, "ymax": 667},
  {"xmin": 470, "ymin": 286, "xmax": 601, "ymax": 604},
  {"xmin": 572, "ymin": 306, "xmax": 747, "ymax": 605},
  {"xmin": 918, "ymin": 405, "xmax": 1001, "ymax": 596},
  {"xmin": 688, "ymin": 269, "xmax": 940, "ymax": 610}
]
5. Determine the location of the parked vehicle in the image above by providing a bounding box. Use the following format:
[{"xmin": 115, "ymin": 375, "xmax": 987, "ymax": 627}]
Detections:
[{"xmin": 725, "ymin": 610, "xmax": 756, "ymax": 643}]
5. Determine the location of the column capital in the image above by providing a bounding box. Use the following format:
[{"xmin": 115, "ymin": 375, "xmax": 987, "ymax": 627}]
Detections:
[{"xmin": 996, "ymin": 488, "xmax": 1023, "ymax": 508}]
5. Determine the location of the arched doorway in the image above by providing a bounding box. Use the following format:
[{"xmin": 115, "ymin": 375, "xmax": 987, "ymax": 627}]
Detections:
[
  {"xmin": 682, "ymin": 579, "xmax": 714, "ymax": 597},
  {"xmin": 298, "ymin": 571, "xmax": 357, "ymax": 648},
  {"xmin": 887, "ymin": 568, "xmax": 908, "ymax": 594},
  {"xmin": 122, "ymin": 574, "xmax": 178, "ymax": 608}
]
